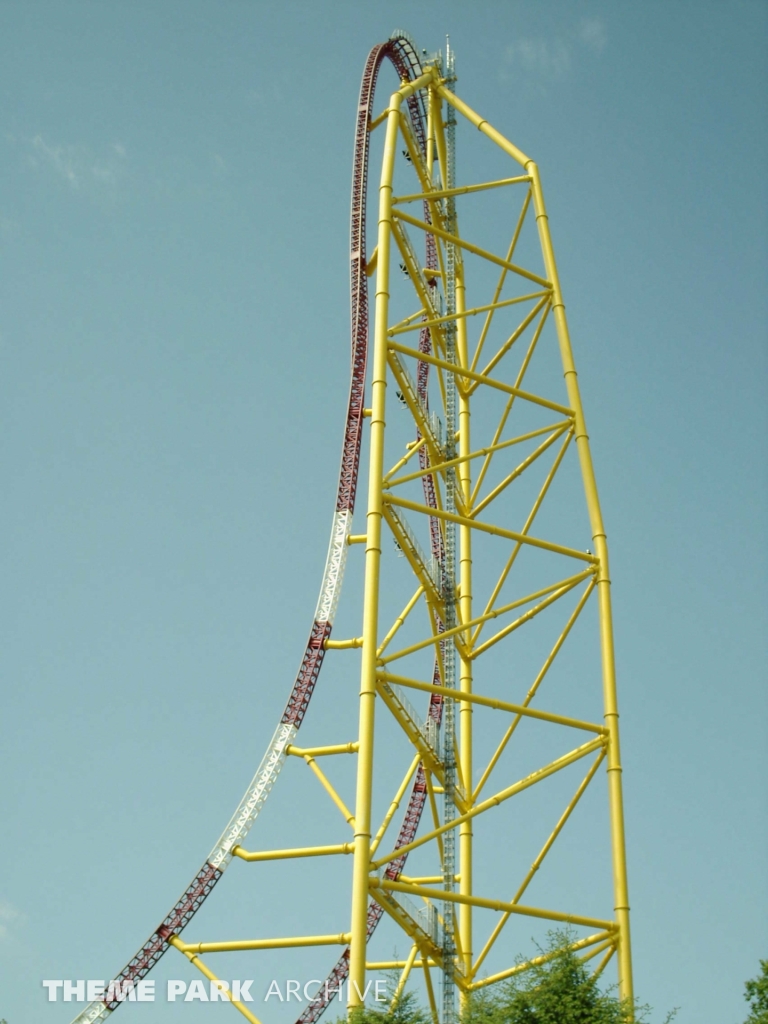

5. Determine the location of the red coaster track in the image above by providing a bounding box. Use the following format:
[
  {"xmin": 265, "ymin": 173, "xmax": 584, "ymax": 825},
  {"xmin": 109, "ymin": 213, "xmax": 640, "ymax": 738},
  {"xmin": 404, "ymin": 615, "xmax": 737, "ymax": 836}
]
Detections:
[{"xmin": 73, "ymin": 32, "xmax": 445, "ymax": 1024}]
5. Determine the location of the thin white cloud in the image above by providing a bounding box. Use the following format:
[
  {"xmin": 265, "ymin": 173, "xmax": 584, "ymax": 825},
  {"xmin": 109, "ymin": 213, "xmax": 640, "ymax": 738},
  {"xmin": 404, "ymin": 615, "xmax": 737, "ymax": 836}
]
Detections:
[
  {"xmin": 579, "ymin": 17, "xmax": 608, "ymax": 53},
  {"xmin": 505, "ymin": 37, "xmax": 571, "ymax": 79},
  {"xmin": 31, "ymin": 134, "xmax": 80, "ymax": 187},
  {"xmin": 501, "ymin": 17, "xmax": 608, "ymax": 85},
  {"xmin": 17, "ymin": 134, "xmax": 131, "ymax": 206},
  {"xmin": 7, "ymin": 132, "xmax": 228, "ymax": 204},
  {"xmin": 27, "ymin": 135, "xmax": 128, "ymax": 191}
]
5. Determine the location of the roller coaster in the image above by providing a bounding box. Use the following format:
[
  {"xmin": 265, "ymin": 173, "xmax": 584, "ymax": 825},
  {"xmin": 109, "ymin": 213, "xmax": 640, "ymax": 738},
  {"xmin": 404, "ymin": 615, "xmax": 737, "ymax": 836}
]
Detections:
[{"xmin": 69, "ymin": 31, "xmax": 634, "ymax": 1024}]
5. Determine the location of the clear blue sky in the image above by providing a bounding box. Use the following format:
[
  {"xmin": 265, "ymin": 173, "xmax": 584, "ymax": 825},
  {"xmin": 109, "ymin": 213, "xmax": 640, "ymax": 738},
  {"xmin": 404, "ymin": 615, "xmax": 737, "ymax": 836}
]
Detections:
[{"xmin": 0, "ymin": 3, "xmax": 765, "ymax": 1023}]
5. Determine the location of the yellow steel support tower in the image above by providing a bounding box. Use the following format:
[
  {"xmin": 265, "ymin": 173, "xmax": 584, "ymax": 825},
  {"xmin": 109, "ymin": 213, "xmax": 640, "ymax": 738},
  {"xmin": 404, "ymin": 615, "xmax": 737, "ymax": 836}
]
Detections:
[
  {"xmin": 68, "ymin": 35, "xmax": 634, "ymax": 1024},
  {"xmin": 345, "ymin": 55, "xmax": 633, "ymax": 1016}
]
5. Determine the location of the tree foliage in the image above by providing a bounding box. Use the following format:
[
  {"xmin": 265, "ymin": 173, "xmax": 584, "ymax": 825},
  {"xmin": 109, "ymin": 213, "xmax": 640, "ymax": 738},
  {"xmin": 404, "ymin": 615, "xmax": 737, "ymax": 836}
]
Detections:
[
  {"xmin": 744, "ymin": 959, "xmax": 768, "ymax": 1024},
  {"xmin": 462, "ymin": 931, "xmax": 649, "ymax": 1024},
  {"xmin": 345, "ymin": 987, "xmax": 431, "ymax": 1024},
  {"xmin": 342, "ymin": 931, "xmax": 674, "ymax": 1024}
]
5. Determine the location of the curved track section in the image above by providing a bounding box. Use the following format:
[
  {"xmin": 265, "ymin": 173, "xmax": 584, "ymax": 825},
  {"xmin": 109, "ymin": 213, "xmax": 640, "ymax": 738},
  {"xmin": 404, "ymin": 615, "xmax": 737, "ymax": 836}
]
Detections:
[
  {"xmin": 295, "ymin": 37, "xmax": 445, "ymax": 1024},
  {"xmin": 71, "ymin": 31, "xmax": 437, "ymax": 1024}
]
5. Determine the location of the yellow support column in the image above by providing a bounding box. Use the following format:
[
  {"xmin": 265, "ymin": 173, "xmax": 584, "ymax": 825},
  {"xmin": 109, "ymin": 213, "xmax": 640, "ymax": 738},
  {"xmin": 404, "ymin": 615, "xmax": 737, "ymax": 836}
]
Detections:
[
  {"xmin": 527, "ymin": 160, "xmax": 634, "ymax": 1003},
  {"xmin": 347, "ymin": 89, "xmax": 402, "ymax": 1010},
  {"xmin": 456, "ymin": 253, "xmax": 474, "ymax": 991}
]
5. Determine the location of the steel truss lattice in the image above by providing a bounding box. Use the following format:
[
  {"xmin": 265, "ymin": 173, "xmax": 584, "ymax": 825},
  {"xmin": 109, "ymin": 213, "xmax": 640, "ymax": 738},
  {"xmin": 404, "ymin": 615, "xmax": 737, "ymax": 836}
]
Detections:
[{"xmin": 68, "ymin": 31, "xmax": 634, "ymax": 1024}]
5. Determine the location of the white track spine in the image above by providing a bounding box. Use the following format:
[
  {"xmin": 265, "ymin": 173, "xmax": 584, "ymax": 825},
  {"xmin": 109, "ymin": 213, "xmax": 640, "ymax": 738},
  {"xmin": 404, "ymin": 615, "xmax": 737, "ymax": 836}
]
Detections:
[
  {"xmin": 208, "ymin": 719, "xmax": 297, "ymax": 870},
  {"xmin": 70, "ymin": 1002, "xmax": 112, "ymax": 1024},
  {"xmin": 314, "ymin": 509, "xmax": 352, "ymax": 625}
]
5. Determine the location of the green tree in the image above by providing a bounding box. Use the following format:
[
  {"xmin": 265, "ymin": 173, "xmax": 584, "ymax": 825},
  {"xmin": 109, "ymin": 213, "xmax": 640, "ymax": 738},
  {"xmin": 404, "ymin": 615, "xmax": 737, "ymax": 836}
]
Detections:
[
  {"xmin": 339, "ymin": 931, "xmax": 674, "ymax": 1024},
  {"xmin": 346, "ymin": 988, "xmax": 431, "ymax": 1024},
  {"xmin": 463, "ymin": 931, "xmax": 649, "ymax": 1024},
  {"xmin": 744, "ymin": 960, "xmax": 768, "ymax": 1024}
]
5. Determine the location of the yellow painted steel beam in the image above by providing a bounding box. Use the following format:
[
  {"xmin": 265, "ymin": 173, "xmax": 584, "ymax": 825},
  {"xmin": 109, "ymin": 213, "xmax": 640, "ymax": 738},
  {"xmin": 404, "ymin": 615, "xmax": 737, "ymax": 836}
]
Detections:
[
  {"xmin": 399, "ymin": 875, "xmax": 460, "ymax": 885},
  {"xmin": 347, "ymin": 82, "xmax": 401, "ymax": 1010},
  {"xmin": 232, "ymin": 843, "xmax": 353, "ymax": 863},
  {"xmin": 424, "ymin": 87, "xmax": 449, "ymax": 292},
  {"xmin": 175, "ymin": 934, "xmax": 352, "ymax": 954},
  {"xmin": 370, "ymin": 752, "xmax": 422, "ymax": 855},
  {"xmin": 386, "ymin": 347, "xmax": 445, "ymax": 467},
  {"xmin": 392, "ymin": 174, "xmax": 531, "ymax": 204},
  {"xmin": 471, "ymin": 572, "xmax": 592, "ymax": 660},
  {"xmin": 380, "ymin": 567, "xmax": 595, "ymax": 665},
  {"xmin": 378, "ymin": 604, "xmax": 470, "ymax": 666},
  {"xmin": 389, "ymin": 338, "xmax": 572, "ymax": 416},
  {"xmin": 368, "ymin": 108, "xmax": 389, "ymax": 132},
  {"xmin": 470, "ymin": 302, "xmax": 552, "ymax": 499},
  {"xmin": 383, "ymin": 437, "xmax": 426, "ymax": 484},
  {"xmin": 471, "ymin": 430, "xmax": 574, "ymax": 645},
  {"xmin": 375, "ymin": 682, "xmax": 459, "ymax": 806},
  {"xmin": 471, "ymin": 422, "xmax": 570, "ymax": 518},
  {"xmin": 168, "ymin": 936, "xmax": 262, "ymax": 1024},
  {"xmin": 376, "ymin": 584, "xmax": 425, "ymax": 657},
  {"xmin": 388, "ymin": 290, "xmax": 549, "ymax": 337},
  {"xmin": 382, "ymin": 504, "xmax": 447, "ymax": 610},
  {"xmin": 473, "ymin": 579, "xmax": 597, "ymax": 800},
  {"xmin": 368, "ymin": 887, "xmax": 443, "ymax": 968},
  {"xmin": 468, "ymin": 930, "xmax": 613, "ymax": 990},
  {"xmin": 302, "ymin": 755, "xmax": 356, "ymax": 828},
  {"xmin": 385, "ymin": 493, "xmax": 596, "ymax": 564},
  {"xmin": 400, "ymin": 67, "xmax": 440, "ymax": 98},
  {"xmin": 390, "ymin": 305, "xmax": 428, "ymax": 333},
  {"xmin": 471, "ymin": 190, "xmax": 534, "ymax": 372},
  {"xmin": 474, "ymin": 294, "xmax": 551, "ymax": 387},
  {"xmin": 452, "ymin": 902, "xmax": 466, "ymax": 977},
  {"xmin": 582, "ymin": 938, "xmax": 615, "ymax": 965},
  {"xmin": 435, "ymin": 83, "xmax": 532, "ymax": 167},
  {"xmin": 286, "ymin": 742, "xmax": 358, "ymax": 757},
  {"xmin": 472, "ymin": 750, "xmax": 606, "ymax": 975},
  {"xmin": 426, "ymin": 83, "xmax": 436, "ymax": 182},
  {"xmin": 401, "ymin": 95, "xmax": 452, "ymax": 287},
  {"xmin": 398, "ymin": 109, "xmax": 439, "ymax": 202},
  {"xmin": 591, "ymin": 944, "xmax": 617, "ymax": 980},
  {"xmin": 373, "ymin": 878, "xmax": 615, "ymax": 933},
  {"xmin": 366, "ymin": 958, "xmax": 438, "ymax": 970},
  {"xmin": 526, "ymin": 157, "xmax": 634, "ymax": 1001},
  {"xmin": 323, "ymin": 637, "xmax": 363, "ymax": 650},
  {"xmin": 393, "ymin": 208, "xmax": 550, "ymax": 289},
  {"xmin": 347, "ymin": 66, "xmax": 633, "ymax": 1016},
  {"xmin": 430, "ymin": 80, "xmax": 449, "ymax": 191},
  {"xmin": 371, "ymin": 736, "xmax": 605, "ymax": 869},
  {"xmin": 391, "ymin": 944, "xmax": 420, "ymax": 1006},
  {"xmin": 378, "ymin": 670, "xmax": 606, "ymax": 735},
  {"xmin": 385, "ymin": 420, "xmax": 570, "ymax": 490},
  {"xmin": 153, "ymin": 66, "xmax": 633, "ymax": 1024},
  {"xmin": 421, "ymin": 953, "xmax": 440, "ymax": 1024},
  {"xmin": 390, "ymin": 220, "xmax": 448, "ymax": 350}
]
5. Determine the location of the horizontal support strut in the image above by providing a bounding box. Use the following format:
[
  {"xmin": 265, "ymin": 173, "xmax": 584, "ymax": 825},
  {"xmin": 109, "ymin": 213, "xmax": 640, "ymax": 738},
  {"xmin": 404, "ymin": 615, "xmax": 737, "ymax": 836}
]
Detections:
[
  {"xmin": 385, "ymin": 494, "xmax": 598, "ymax": 564},
  {"xmin": 232, "ymin": 843, "xmax": 353, "ymax": 862},
  {"xmin": 377, "ymin": 671, "xmax": 606, "ymax": 734}
]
